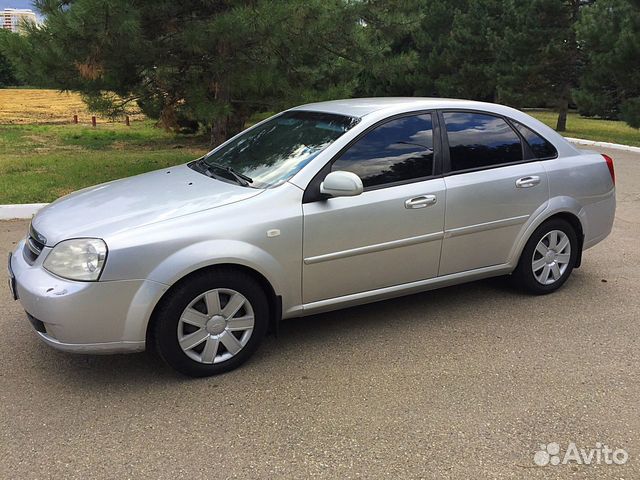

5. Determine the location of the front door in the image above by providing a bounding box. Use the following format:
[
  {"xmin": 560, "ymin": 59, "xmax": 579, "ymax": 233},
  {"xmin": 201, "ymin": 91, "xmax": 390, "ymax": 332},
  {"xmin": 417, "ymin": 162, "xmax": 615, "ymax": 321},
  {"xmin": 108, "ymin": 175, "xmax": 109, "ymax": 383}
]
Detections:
[{"xmin": 302, "ymin": 113, "xmax": 446, "ymax": 303}]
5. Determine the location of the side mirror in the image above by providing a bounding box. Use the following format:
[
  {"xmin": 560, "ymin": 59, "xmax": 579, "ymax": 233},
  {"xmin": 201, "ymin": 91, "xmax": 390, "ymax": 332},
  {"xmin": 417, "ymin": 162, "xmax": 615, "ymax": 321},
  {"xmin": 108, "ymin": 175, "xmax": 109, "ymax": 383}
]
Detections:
[{"xmin": 320, "ymin": 171, "xmax": 364, "ymax": 198}]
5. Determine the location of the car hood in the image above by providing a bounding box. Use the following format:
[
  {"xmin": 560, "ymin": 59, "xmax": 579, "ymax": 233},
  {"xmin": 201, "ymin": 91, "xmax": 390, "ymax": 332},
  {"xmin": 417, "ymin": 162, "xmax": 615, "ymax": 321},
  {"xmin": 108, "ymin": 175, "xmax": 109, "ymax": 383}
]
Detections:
[{"xmin": 31, "ymin": 164, "xmax": 263, "ymax": 246}]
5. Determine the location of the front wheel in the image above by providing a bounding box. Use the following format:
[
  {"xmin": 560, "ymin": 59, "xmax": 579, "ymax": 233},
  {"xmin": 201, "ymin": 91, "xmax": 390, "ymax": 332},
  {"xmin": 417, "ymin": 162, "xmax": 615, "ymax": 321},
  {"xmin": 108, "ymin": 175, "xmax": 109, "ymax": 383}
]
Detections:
[
  {"xmin": 153, "ymin": 268, "xmax": 269, "ymax": 377},
  {"xmin": 512, "ymin": 218, "xmax": 578, "ymax": 294}
]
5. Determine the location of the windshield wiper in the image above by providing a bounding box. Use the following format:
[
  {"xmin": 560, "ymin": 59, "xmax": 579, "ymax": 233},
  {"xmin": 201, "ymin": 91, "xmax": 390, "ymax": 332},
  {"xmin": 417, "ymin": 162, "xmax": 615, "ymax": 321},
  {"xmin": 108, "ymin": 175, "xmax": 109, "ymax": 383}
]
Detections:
[
  {"xmin": 217, "ymin": 164, "xmax": 253, "ymax": 186},
  {"xmin": 197, "ymin": 159, "xmax": 253, "ymax": 187}
]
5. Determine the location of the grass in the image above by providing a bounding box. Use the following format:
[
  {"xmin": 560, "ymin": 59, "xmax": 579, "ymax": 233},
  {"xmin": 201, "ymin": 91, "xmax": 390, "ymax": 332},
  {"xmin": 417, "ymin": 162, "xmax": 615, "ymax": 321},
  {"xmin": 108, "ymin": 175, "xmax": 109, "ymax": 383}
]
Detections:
[
  {"xmin": 0, "ymin": 120, "xmax": 209, "ymax": 203},
  {"xmin": 527, "ymin": 110, "xmax": 640, "ymax": 147}
]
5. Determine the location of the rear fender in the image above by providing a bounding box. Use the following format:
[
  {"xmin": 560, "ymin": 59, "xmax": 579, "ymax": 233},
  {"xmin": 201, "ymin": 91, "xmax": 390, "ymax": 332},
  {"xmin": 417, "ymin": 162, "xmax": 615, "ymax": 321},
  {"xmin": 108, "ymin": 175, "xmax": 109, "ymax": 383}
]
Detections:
[{"xmin": 508, "ymin": 196, "xmax": 586, "ymax": 268}]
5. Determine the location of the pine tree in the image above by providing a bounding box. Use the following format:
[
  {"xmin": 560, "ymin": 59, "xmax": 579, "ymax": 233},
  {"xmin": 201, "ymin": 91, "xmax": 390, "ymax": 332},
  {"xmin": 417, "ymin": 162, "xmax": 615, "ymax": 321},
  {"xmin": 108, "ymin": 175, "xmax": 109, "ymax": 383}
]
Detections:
[
  {"xmin": 351, "ymin": 0, "xmax": 425, "ymax": 97},
  {"xmin": 414, "ymin": 0, "xmax": 505, "ymax": 101},
  {"xmin": 0, "ymin": 34, "xmax": 20, "ymax": 87},
  {"xmin": 1, "ymin": 0, "xmax": 359, "ymax": 144},
  {"xmin": 496, "ymin": 0, "xmax": 586, "ymax": 131},
  {"xmin": 574, "ymin": 0, "xmax": 640, "ymax": 128}
]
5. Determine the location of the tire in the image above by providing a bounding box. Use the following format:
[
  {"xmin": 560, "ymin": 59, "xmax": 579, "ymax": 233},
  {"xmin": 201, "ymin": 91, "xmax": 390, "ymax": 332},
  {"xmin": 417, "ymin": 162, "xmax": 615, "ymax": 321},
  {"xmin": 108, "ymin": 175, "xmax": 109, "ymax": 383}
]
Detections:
[
  {"xmin": 512, "ymin": 218, "xmax": 578, "ymax": 295},
  {"xmin": 153, "ymin": 268, "xmax": 269, "ymax": 377}
]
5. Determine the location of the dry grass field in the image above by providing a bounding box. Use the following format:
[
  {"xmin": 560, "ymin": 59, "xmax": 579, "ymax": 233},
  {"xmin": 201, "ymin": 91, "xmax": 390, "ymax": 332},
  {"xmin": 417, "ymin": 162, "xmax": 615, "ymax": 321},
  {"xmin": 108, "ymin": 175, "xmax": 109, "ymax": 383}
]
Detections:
[{"xmin": 0, "ymin": 88, "xmax": 143, "ymax": 125}]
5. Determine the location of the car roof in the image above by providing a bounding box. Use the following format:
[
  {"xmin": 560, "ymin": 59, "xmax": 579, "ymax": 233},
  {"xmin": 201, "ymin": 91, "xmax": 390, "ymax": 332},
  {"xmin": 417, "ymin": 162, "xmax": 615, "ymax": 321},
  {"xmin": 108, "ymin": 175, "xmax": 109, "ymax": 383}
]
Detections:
[{"xmin": 289, "ymin": 97, "xmax": 498, "ymax": 118}]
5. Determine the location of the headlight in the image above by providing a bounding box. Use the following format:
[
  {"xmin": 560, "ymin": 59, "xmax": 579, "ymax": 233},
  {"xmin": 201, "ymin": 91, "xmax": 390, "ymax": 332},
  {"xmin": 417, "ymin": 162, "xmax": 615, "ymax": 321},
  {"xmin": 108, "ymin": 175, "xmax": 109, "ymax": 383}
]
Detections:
[{"xmin": 43, "ymin": 238, "xmax": 108, "ymax": 281}]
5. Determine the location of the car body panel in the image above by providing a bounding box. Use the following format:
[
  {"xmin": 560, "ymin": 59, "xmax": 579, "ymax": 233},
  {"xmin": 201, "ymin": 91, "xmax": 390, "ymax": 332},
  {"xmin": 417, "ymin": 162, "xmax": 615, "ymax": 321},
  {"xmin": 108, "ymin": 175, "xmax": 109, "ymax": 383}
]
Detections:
[
  {"xmin": 543, "ymin": 152, "xmax": 616, "ymax": 248},
  {"xmin": 32, "ymin": 164, "xmax": 262, "ymax": 246},
  {"xmin": 95, "ymin": 182, "xmax": 304, "ymax": 316},
  {"xmin": 8, "ymin": 98, "xmax": 616, "ymax": 355},
  {"xmin": 300, "ymin": 263, "xmax": 514, "ymax": 316},
  {"xmin": 439, "ymin": 161, "xmax": 550, "ymax": 275},
  {"xmin": 302, "ymin": 177, "xmax": 446, "ymax": 302},
  {"xmin": 10, "ymin": 240, "xmax": 166, "ymax": 350}
]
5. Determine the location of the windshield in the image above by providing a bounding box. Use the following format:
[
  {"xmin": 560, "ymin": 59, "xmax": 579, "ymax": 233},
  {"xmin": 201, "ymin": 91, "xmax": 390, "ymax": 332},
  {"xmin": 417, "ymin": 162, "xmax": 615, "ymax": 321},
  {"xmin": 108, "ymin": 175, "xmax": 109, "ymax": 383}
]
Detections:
[{"xmin": 200, "ymin": 111, "xmax": 359, "ymax": 188}]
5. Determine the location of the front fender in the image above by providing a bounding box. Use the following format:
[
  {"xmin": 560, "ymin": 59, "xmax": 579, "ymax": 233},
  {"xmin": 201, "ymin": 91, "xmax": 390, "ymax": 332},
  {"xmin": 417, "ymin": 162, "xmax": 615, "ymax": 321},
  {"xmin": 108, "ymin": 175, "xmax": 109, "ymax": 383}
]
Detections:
[{"xmin": 146, "ymin": 239, "xmax": 288, "ymax": 297}]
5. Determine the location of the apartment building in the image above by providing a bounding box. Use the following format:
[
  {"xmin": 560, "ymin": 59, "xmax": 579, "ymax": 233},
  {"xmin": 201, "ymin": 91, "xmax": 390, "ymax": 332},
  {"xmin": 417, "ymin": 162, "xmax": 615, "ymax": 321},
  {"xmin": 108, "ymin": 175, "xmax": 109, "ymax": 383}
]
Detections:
[{"xmin": 1, "ymin": 8, "xmax": 37, "ymax": 34}]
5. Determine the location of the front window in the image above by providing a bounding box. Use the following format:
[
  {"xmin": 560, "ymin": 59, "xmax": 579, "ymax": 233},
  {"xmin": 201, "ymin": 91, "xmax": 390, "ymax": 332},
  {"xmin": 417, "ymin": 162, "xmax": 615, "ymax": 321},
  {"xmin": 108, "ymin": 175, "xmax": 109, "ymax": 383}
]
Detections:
[
  {"xmin": 332, "ymin": 113, "xmax": 435, "ymax": 188},
  {"xmin": 199, "ymin": 111, "xmax": 359, "ymax": 188}
]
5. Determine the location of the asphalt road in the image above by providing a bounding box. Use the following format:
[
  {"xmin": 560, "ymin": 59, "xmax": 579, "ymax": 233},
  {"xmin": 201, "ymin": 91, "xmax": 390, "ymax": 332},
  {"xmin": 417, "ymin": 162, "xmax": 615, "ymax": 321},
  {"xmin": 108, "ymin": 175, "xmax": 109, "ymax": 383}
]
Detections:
[{"xmin": 1, "ymin": 146, "xmax": 639, "ymax": 479}]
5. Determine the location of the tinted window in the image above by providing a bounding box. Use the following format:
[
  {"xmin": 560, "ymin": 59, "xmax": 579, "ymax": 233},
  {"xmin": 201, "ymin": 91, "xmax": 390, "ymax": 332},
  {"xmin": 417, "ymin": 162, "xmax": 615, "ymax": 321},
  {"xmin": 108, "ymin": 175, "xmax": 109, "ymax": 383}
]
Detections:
[
  {"xmin": 513, "ymin": 120, "xmax": 557, "ymax": 159},
  {"xmin": 443, "ymin": 112, "xmax": 523, "ymax": 172},
  {"xmin": 332, "ymin": 114, "xmax": 435, "ymax": 188}
]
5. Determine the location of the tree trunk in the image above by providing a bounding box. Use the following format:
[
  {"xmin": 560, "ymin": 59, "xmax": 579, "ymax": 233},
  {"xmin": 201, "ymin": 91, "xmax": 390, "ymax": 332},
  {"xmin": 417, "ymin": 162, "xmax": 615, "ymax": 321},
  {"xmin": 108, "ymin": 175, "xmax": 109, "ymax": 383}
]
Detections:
[
  {"xmin": 556, "ymin": 0, "xmax": 581, "ymax": 133},
  {"xmin": 210, "ymin": 78, "xmax": 230, "ymax": 147},
  {"xmin": 228, "ymin": 108, "xmax": 248, "ymax": 137},
  {"xmin": 159, "ymin": 97, "xmax": 178, "ymax": 132},
  {"xmin": 210, "ymin": 118, "xmax": 227, "ymax": 147},
  {"xmin": 210, "ymin": 41, "xmax": 232, "ymax": 147},
  {"xmin": 556, "ymin": 97, "xmax": 569, "ymax": 132}
]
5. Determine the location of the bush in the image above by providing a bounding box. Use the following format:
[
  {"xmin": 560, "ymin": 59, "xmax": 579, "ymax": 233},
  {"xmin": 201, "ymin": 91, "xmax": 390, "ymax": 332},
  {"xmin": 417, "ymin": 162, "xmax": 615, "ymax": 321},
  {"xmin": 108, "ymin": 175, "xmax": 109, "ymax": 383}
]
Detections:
[{"xmin": 620, "ymin": 98, "xmax": 640, "ymax": 129}]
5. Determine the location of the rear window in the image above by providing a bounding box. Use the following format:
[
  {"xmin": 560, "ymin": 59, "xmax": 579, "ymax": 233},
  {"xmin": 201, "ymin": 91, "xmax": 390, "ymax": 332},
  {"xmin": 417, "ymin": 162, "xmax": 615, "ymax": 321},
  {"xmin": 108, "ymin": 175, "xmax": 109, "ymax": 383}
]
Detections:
[
  {"xmin": 443, "ymin": 112, "xmax": 523, "ymax": 172},
  {"xmin": 512, "ymin": 120, "xmax": 558, "ymax": 159}
]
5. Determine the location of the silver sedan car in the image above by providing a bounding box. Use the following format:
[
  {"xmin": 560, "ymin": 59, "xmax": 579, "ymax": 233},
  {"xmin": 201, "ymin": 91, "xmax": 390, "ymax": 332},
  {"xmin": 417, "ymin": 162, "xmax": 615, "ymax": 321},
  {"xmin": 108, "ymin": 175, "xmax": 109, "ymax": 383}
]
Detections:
[{"xmin": 8, "ymin": 98, "xmax": 616, "ymax": 376}]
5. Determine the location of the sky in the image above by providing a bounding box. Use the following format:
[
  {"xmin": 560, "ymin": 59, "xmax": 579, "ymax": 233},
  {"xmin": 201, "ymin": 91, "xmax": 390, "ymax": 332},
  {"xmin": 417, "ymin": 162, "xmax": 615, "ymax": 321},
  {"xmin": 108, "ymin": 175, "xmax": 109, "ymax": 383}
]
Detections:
[{"xmin": 0, "ymin": 0, "xmax": 37, "ymax": 11}]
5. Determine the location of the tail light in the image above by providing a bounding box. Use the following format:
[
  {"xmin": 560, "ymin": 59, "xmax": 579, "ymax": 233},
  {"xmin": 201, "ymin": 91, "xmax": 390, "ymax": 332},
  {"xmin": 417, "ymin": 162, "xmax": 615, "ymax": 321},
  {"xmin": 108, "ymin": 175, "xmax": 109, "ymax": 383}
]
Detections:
[{"xmin": 602, "ymin": 154, "xmax": 615, "ymax": 186}]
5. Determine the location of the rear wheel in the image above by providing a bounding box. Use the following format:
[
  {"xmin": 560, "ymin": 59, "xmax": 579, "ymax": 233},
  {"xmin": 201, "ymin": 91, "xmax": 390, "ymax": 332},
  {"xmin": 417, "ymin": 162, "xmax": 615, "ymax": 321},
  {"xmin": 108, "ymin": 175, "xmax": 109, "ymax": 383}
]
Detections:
[
  {"xmin": 512, "ymin": 218, "xmax": 578, "ymax": 294},
  {"xmin": 153, "ymin": 268, "xmax": 269, "ymax": 377}
]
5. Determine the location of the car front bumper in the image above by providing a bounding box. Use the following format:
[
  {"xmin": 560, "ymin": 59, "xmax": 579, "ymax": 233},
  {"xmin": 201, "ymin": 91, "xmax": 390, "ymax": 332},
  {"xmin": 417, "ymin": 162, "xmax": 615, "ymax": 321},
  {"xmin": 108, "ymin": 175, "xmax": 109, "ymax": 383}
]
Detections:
[{"xmin": 9, "ymin": 240, "xmax": 169, "ymax": 354}]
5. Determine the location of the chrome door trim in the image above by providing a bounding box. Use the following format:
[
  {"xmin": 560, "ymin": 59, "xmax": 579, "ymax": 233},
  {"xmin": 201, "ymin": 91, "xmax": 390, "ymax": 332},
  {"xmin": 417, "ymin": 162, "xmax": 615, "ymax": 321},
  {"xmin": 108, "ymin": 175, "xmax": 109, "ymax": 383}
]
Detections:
[
  {"xmin": 444, "ymin": 214, "xmax": 530, "ymax": 239},
  {"xmin": 300, "ymin": 263, "xmax": 513, "ymax": 315},
  {"xmin": 303, "ymin": 231, "xmax": 444, "ymax": 265}
]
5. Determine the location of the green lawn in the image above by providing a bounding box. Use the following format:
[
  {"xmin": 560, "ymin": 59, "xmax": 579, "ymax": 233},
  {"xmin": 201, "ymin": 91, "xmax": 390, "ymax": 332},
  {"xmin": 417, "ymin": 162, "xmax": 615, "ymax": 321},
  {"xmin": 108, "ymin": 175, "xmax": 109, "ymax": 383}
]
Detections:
[
  {"xmin": 0, "ymin": 120, "xmax": 209, "ymax": 203},
  {"xmin": 528, "ymin": 110, "xmax": 640, "ymax": 147}
]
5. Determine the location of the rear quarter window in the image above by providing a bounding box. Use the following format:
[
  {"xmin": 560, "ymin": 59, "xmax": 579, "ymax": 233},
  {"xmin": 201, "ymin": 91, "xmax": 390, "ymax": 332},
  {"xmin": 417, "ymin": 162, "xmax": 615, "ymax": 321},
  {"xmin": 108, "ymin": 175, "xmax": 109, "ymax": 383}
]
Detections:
[{"xmin": 512, "ymin": 120, "xmax": 558, "ymax": 159}]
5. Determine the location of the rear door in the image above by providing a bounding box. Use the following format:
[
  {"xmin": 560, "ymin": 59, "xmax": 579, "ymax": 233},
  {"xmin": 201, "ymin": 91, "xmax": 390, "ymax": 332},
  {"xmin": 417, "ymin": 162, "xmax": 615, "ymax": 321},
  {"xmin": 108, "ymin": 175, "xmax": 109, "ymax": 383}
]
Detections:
[
  {"xmin": 438, "ymin": 111, "xmax": 550, "ymax": 276},
  {"xmin": 302, "ymin": 112, "xmax": 446, "ymax": 303}
]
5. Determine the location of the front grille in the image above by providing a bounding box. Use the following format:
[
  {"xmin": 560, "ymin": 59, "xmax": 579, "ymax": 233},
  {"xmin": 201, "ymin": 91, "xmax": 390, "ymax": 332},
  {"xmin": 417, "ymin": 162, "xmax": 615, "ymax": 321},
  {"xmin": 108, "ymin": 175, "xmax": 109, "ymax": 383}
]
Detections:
[{"xmin": 23, "ymin": 224, "xmax": 47, "ymax": 264}]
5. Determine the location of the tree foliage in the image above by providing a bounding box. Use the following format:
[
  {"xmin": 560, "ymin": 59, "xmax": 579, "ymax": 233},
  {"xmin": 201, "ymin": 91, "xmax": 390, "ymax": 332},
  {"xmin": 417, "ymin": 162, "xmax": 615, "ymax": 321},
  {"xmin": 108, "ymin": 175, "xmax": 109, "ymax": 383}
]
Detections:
[
  {"xmin": 574, "ymin": 0, "xmax": 640, "ymax": 127},
  {"xmin": 0, "ymin": 30, "xmax": 21, "ymax": 87},
  {"xmin": 2, "ymin": 0, "xmax": 638, "ymax": 137},
  {"xmin": 496, "ymin": 0, "xmax": 585, "ymax": 131},
  {"xmin": 2, "ymin": 0, "xmax": 360, "ymax": 142}
]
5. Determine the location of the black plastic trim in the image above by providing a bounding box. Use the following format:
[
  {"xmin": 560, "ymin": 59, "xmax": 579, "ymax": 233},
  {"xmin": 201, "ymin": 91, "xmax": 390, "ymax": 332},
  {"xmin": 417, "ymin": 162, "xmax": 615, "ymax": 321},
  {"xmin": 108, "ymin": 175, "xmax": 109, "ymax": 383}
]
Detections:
[
  {"xmin": 26, "ymin": 313, "xmax": 47, "ymax": 333},
  {"xmin": 271, "ymin": 295, "xmax": 283, "ymax": 337}
]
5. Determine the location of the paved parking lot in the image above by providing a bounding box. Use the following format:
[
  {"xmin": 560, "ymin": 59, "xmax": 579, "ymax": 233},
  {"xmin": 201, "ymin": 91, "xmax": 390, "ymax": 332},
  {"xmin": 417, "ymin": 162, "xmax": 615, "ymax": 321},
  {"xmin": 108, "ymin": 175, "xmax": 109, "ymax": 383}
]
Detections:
[{"xmin": 1, "ymin": 147, "xmax": 639, "ymax": 479}]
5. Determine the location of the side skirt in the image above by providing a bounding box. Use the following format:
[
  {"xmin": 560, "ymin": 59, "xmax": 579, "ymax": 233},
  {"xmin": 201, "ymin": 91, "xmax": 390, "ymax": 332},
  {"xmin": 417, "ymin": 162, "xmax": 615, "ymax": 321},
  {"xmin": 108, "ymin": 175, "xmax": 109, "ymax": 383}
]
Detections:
[{"xmin": 289, "ymin": 263, "xmax": 514, "ymax": 318}]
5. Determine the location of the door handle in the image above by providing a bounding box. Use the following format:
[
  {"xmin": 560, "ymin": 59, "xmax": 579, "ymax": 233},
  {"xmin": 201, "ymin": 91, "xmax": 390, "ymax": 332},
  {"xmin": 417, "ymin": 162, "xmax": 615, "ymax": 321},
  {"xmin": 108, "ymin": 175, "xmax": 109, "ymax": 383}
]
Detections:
[
  {"xmin": 405, "ymin": 195, "xmax": 437, "ymax": 209},
  {"xmin": 515, "ymin": 176, "xmax": 541, "ymax": 188}
]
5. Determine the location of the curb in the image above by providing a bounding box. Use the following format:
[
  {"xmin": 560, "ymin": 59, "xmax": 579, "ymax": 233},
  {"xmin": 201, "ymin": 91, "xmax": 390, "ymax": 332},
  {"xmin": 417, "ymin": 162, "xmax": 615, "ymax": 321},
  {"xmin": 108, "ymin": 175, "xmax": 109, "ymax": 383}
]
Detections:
[
  {"xmin": 566, "ymin": 137, "xmax": 640, "ymax": 154},
  {"xmin": 0, "ymin": 137, "xmax": 638, "ymax": 220},
  {"xmin": 0, "ymin": 203, "xmax": 48, "ymax": 220}
]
